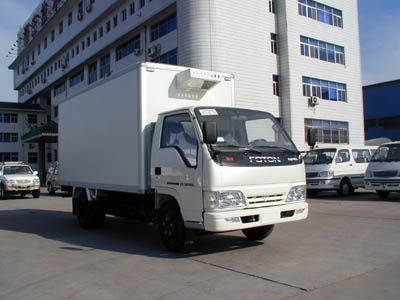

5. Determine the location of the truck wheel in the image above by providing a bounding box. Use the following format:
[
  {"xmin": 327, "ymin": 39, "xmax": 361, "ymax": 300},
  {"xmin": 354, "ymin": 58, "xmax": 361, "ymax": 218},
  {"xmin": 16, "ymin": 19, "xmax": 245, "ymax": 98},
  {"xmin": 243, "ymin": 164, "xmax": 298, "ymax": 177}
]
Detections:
[
  {"xmin": 32, "ymin": 190, "xmax": 40, "ymax": 199},
  {"xmin": 376, "ymin": 190, "xmax": 390, "ymax": 199},
  {"xmin": 337, "ymin": 179, "xmax": 352, "ymax": 197},
  {"xmin": 158, "ymin": 202, "xmax": 186, "ymax": 252},
  {"xmin": 242, "ymin": 225, "xmax": 274, "ymax": 241},
  {"xmin": 47, "ymin": 183, "xmax": 56, "ymax": 195},
  {"xmin": 77, "ymin": 194, "xmax": 105, "ymax": 228}
]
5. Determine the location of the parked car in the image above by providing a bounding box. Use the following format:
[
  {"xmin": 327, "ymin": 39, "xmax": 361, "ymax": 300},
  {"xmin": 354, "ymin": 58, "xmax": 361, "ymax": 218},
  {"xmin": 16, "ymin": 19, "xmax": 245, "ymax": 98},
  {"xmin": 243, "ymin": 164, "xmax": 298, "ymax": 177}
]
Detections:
[
  {"xmin": 46, "ymin": 162, "xmax": 60, "ymax": 195},
  {"xmin": 365, "ymin": 142, "xmax": 400, "ymax": 198},
  {"xmin": 0, "ymin": 162, "xmax": 40, "ymax": 199},
  {"xmin": 304, "ymin": 146, "xmax": 376, "ymax": 196}
]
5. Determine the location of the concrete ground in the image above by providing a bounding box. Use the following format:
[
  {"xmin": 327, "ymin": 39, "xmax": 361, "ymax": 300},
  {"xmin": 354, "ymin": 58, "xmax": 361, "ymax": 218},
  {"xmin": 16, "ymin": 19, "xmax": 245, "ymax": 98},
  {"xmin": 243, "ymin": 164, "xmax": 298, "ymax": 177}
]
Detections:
[{"xmin": 0, "ymin": 189, "xmax": 399, "ymax": 300}]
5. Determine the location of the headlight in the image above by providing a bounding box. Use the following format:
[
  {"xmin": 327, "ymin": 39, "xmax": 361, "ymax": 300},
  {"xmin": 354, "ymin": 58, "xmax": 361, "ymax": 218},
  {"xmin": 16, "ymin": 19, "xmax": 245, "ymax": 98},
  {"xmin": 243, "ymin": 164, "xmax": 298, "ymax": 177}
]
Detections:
[
  {"xmin": 205, "ymin": 191, "xmax": 246, "ymax": 210},
  {"xmin": 33, "ymin": 179, "xmax": 40, "ymax": 184},
  {"xmin": 4, "ymin": 179, "xmax": 16, "ymax": 184},
  {"xmin": 319, "ymin": 171, "xmax": 334, "ymax": 178},
  {"xmin": 286, "ymin": 185, "xmax": 306, "ymax": 202}
]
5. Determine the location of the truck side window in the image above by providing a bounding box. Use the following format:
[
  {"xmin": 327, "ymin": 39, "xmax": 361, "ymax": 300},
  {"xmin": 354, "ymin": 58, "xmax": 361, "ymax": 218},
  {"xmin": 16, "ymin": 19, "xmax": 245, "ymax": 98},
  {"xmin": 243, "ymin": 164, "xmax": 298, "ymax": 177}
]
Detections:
[
  {"xmin": 352, "ymin": 149, "xmax": 371, "ymax": 163},
  {"xmin": 161, "ymin": 113, "xmax": 198, "ymax": 168},
  {"xmin": 337, "ymin": 149, "xmax": 350, "ymax": 163}
]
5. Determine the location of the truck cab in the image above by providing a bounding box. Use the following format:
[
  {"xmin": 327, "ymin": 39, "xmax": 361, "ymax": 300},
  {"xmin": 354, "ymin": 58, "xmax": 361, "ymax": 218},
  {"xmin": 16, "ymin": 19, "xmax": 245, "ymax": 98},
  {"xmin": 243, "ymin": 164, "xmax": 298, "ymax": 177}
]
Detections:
[
  {"xmin": 305, "ymin": 146, "xmax": 375, "ymax": 196},
  {"xmin": 365, "ymin": 142, "xmax": 400, "ymax": 198},
  {"xmin": 151, "ymin": 106, "xmax": 308, "ymax": 249}
]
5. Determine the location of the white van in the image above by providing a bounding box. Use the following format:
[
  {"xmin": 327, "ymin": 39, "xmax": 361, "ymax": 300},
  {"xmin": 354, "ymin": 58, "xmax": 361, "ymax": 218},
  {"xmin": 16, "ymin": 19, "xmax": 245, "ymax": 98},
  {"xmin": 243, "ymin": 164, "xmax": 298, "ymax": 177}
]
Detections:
[
  {"xmin": 305, "ymin": 146, "xmax": 376, "ymax": 196},
  {"xmin": 365, "ymin": 142, "xmax": 400, "ymax": 198}
]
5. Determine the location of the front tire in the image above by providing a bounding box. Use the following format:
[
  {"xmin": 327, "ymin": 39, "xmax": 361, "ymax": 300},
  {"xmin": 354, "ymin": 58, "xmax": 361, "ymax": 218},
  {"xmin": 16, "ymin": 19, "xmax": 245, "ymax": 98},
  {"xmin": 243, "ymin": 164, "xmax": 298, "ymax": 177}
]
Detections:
[
  {"xmin": 0, "ymin": 184, "xmax": 8, "ymax": 200},
  {"xmin": 32, "ymin": 190, "xmax": 40, "ymax": 198},
  {"xmin": 337, "ymin": 179, "xmax": 353, "ymax": 197},
  {"xmin": 242, "ymin": 225, "xmax": 274, "ymax": 241},
  {"xmin": 377, "ymin": 190, "xmax": 390, "ymax": 199},
  {"xmin": 158, "ymin": 202, "xmax": 186, "ymax": 252},
  {"xmin": 76, "ymin": 193, "xmax": 105, "ymax": 228}
]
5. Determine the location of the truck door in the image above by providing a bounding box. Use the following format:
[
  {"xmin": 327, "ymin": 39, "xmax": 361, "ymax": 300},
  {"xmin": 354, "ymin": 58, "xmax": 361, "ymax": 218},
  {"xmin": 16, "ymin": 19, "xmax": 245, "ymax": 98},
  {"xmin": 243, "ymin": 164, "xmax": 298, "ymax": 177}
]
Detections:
[
  {"xmin": 335, "ymin": 149, "xmax": 353, "ymax": 183},
  {"xmin": 151, "ymin": 112, "xmax": 203, "ymax": 224}
]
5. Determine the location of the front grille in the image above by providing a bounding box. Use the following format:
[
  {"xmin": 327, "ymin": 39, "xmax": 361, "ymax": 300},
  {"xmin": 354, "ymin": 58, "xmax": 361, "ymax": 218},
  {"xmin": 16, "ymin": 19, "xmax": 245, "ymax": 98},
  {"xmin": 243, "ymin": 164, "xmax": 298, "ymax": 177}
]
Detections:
[
  {"xmin": 247, "ymin": 194, "xmax": 285, "ymax": 207},
  {"xmin": 306, "ymin": 172, "xmax": 319, "ymax": 178},
  {"xmin": 16, "ymin": 179, "xmax": 31, "ymax": 184},
  {"xmin": 374, "ymin": 171, "xmax": 398, "ymax": 178}
]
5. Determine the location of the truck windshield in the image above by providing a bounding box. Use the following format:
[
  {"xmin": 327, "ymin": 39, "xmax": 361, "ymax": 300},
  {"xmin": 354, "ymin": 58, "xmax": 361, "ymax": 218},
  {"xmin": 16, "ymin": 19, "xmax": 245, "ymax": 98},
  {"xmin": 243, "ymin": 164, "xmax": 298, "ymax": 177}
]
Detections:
[
  {"xmin": 194, "ymin": 107, "xmax": 297, "ymax": 153},
  {"xmin": 304, "ymin": 149, "xmax": 336, "ymax": 165},
  {"xmin": 3, "ymin": 166, "xmax": 33, "ymax": 175},
  {"xmin": 371, "ymin": 144, "xmax": 400, "ymax": 162}
]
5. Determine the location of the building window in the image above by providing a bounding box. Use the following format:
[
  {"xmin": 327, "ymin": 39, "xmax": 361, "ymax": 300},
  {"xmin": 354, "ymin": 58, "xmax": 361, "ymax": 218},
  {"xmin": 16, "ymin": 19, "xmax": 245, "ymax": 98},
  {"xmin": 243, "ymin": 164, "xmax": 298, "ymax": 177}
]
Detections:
[
  {"xmin": 130, "ymin": 2, "xmax": 135, "ymax": 15},
  {"xmin": 140, "ymin": 0, "xmax": 145, "ymax": 9},
  {"xmin": 0, "ymin": 152, "xmax": 18, "ymax": 162},
  {"xmin": 93, "ymin": 31, "xmax": 97, "ymax": 42},
  {"xmin": 302, "ymin": 77, "xmax": 347, "ymax": 102},
  {"xmin": 68, "ymin": 12, "xmax": 73, "ymax": 25},
  {"xmin": 116, "ymin": 35, "xmax": 141, "ymax": 61},
  {"xmin": 150, "ymin": 13, "xmax": 177, "ymax": 42},
  {"xmin": 271, "ymin": 33, "xmax": 278, "ymax": 54},
  {"xmin": 269, "ymin": 0, "xmax": 275, "ymax": 13},
  {"xmin": 99, "ymin": 26, "xmax": 103, "ymax": 38},
  {"xmin": 300, "ymin": 36, "xmax": 345, "ymax": 65},
  {"xmin": 106, "ymin": 21, "xmax": 111, "ymax": 32},
  {"xmin": 44, "ymin": 37, "xmax": 47, "ymax": 49},
  {"xmin": 113, "ymin": 15, "xmax": 118, "ymax": 27},
  {"xmin": 0, "ymin": 133, "xmax": 18, "ymax": 143},
  {"xmin": 70, "ymin": 70, "xmax": 84, "ymax": 87},
  {"xmin": 59, "ymin": 21, "xmax": 63, "ymax": 34},
  {"xmin": 298, "ymin": 0, "xmax": 343, "ymax": 28},
  {"xmin": 37, "ymin": 44, "xmax": 41, "ymax": 56},
  {"xmin": 81, "ymin": 41, "xmax": 85, "ymax": 50},
  {"xmin": 76, "ymin": 45, "xmax": 79, "ymax": 55},
  {"xmin": 100, "ymin": 53, "xmax": 111, "ymax": 78},
  {"xmin": 28, "ymin": 152, "xmax": 38, "ymax": 164},
  {"xmin": 305, "ymin": 119, "xmax": 349, "ymax": 144},
  {"xmin": 47, "ymin": 151, "xmax": 52, "ymax": 163},
  {"xmin": 87, "ymin": 36, "xmax": 91, "ymax": 47},
  {"xmin": 54, "ymin": 82, "xmax": 65, "ymax": 97},
  {"xmin": 51, "ymin": 30, "xmax": 55, "ymax": 42},
  {"xmin": 273, "ymin": 75, "xmax": 279, "ymax": 96},
  {"xmin": 71, "ymin": 48, "xmax": 75, "ymax": 58},
  {"xmin": 0, "ymin": 113, "xmax": 18, "ymax": 123},
  {"xmin": 151, "ymin": 48, "xmax": 178, "ymax": 65},
  {"xmin": 78, "ymin": 1, "xmax": 83, "ymax": 16},
  {"xmin": 122, "ymin": 8, "xmax": 127, "ymax": 21},
  {"xmin": 88, "ymin": 61, "xmax": 97, "ymax": 84},
  {"xmin": 28, "ymin": 114, "xmax": 37, "ymax": 124}
]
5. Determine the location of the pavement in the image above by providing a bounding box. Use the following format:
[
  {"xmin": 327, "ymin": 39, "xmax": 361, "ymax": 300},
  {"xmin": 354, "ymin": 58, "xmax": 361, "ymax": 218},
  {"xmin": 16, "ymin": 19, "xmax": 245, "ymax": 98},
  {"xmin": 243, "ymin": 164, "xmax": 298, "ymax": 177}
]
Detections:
[{"xmin": 0, "ymin": 189, "xmax": 399, "ymax": 300}]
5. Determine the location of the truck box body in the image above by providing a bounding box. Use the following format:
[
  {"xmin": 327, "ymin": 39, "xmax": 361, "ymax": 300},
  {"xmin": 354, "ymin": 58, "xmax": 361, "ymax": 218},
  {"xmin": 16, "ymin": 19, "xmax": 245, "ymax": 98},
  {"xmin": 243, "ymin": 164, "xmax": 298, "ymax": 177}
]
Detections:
[{"xmin": 59, "ymin": 63, "xmax": 234, "ymax": 193}]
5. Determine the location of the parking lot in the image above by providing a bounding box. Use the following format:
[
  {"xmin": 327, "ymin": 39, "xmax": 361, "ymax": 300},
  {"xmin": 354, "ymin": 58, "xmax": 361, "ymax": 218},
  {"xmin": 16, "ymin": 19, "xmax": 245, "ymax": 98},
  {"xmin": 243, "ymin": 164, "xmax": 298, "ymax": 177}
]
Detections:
[{"xmin": 0, "ymin": 189, "xmax": 399, "ymax": 300}]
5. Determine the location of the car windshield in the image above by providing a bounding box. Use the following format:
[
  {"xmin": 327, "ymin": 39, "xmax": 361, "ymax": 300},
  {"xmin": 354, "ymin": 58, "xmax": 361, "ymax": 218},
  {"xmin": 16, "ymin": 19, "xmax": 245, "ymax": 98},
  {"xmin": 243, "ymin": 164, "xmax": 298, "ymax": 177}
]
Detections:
[
  {"xmin": 304, "ymin": 149, "xmax": 336, "ymax": 165},
  {"xmin": 371, "ymin": 144, "xmax": 400, "ymax": 162},
  {"xmin": 3, "ymin": 165, "xmax": 33, "ymax": 175},
  {"xmin": 194, "ymin": 107, "xmax": 297, "ymax": 152}
]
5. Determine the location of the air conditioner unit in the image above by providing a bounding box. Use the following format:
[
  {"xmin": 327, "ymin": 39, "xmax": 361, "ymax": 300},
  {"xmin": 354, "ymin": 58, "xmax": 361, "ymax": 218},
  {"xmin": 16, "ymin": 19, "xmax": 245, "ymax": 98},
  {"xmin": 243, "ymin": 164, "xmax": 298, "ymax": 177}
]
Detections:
[
  {"xmin": 61, "ymin": 57, "xmax": 68, "ymax": 70},
  {"xmin": 309, "ymin": 96, "xmax": 319, "ymax": 107},
  {"xmin": 31, "ymin": 60, "xmax": 36, "ymax": 66},
  {"xmin": 148, "ymin": 45, "xmax": 160, "ymax": 58},
  {"xmin": 133, "ymin": 48, "xmax": 142, "ymax": 56},
  {"xmin": 77, "ymin": 12, "xmax": 84, "ymax": 21},
  {"xmin": 86, "ymin": 3, "xmax": 93, "ymax": 13}
]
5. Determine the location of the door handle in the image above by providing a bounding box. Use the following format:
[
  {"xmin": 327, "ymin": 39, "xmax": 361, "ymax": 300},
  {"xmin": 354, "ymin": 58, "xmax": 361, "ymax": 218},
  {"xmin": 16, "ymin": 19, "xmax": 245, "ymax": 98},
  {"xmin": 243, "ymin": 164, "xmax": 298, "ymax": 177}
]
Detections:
[{"xmin": 155, "ymin": 167, "xmax": 161, "ymax": 175}]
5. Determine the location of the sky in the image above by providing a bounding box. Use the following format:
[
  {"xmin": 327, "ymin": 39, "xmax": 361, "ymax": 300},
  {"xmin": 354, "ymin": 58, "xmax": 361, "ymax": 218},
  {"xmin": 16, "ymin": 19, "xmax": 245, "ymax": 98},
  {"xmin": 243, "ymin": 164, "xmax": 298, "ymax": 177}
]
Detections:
[{"xmin": 0, "ymin": 0, "xmax": 399, "ymax": 102}]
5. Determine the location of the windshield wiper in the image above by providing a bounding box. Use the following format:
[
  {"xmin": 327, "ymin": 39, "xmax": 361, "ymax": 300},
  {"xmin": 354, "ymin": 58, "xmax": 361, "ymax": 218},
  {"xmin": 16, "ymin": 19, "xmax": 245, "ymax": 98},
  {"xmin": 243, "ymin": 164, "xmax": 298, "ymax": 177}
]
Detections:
[{"xmin": 251, "ymin": 145, "xmax": 300, "ymax": 155}]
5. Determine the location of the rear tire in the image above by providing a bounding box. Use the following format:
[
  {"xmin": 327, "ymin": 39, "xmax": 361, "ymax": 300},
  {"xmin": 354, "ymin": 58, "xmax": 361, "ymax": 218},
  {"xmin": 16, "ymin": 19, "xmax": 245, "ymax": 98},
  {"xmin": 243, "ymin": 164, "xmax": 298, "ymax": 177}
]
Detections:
[
  {"xmin": 32, "ymin": 190, "xmax": 40, "ymax": 199},
  {"xmin": 377, "ymin": 190, "xmax": 390, "ymax": 199},
  {"xmin": 158, "ymin": 202, "xmax": 186, "ymax": 252},
  {"xmin": 337, "ymin": 179, "xmax": 352, "ymax": 197},
  {"xmin": 76, "ymin": 192, "xmax": 105, "ymax": 228},
  {"xmin": 242, "ymin": 225, "xmax": 274, "ymax": 241}
]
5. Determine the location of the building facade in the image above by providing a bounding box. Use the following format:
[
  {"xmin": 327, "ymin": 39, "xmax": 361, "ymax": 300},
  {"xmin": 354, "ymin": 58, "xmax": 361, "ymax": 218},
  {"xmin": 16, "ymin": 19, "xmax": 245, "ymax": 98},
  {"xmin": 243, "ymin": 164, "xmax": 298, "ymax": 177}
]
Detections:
[
  {"xmin": 363, "ymin": 79, "xmax": 400, "ymax": 142},
  {"xmin": 9, "ymin": 0, "xmax": 364, "ymax": 150},
  {"xmin": 0, "ymin": 102, "xmax": 53, "ymax": 171}
]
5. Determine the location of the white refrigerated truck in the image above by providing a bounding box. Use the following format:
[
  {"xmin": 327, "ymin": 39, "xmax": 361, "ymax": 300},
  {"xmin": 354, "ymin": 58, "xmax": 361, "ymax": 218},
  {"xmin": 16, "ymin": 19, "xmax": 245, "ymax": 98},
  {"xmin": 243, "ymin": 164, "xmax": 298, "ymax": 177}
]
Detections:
[{"xmin": 59, "ymin": 62, "xmax": 308, "ymax": 251}]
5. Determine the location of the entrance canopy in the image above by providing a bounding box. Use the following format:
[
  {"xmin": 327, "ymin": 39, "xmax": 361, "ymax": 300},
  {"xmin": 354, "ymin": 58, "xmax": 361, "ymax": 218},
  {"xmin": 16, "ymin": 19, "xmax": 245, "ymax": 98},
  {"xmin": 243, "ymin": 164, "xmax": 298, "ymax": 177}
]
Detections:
[{"xmin": 21, "ymin": 121, "xmax": 58, "ymax": 143}]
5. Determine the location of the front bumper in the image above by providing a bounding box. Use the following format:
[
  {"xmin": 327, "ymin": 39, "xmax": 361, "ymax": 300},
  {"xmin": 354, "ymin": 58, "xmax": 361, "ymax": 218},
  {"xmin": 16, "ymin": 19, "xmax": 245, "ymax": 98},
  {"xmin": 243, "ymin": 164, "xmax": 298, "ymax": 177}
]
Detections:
[
  {"xmin": 365, "ymin": 179, "xmax": 400, "ymax": 191},
  {"xmin": 203, "ymin": 202, "xmax": 308, "ymax": 232},
  {"xmin": 4, "ymin": 183, "xmax": 40, "ymax": 192},
  {"xmin": 307, "ymin": 178, "xmax": 340, "ymax": 190}
]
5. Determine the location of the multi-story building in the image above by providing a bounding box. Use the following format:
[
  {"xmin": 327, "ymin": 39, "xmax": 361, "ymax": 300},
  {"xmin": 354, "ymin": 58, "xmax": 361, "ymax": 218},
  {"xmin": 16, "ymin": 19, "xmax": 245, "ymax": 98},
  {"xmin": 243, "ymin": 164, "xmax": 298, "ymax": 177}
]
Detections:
[
  {"xmin": 0, "ymin": 102, "xmax": 53, "ymax": 173},
  {"xmin": 8, "ymin": 0, "xmax": 364, "ymax": 153},
  {"xmin": 363, "ymin": 79, "xmax": 400, "ymax": 142}
]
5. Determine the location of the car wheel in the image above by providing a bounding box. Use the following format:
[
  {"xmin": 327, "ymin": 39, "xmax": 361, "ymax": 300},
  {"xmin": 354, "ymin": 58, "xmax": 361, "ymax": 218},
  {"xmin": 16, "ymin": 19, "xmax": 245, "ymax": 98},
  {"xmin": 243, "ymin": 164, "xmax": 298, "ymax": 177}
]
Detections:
[
  {"xmin": 32, "ymin": 190, "xmax": 40, "ymax": 199},
  {"xmin": 242, "ymin": 225, "xmax": 274, "ymax": 241},
  {"xmin": 158, "ymin": 201, "xmax": 186, "ymax": 252},
  {"xmin": 376, "ymin": 190, "xmax": 390, "ymax": 199},
  {"xmin": 337, "ymin": 179, "xmax": 352, "ymax": 197},
  {"xmin": 0, "ymin": 184, "xmax": 8, "ymax": 200}
]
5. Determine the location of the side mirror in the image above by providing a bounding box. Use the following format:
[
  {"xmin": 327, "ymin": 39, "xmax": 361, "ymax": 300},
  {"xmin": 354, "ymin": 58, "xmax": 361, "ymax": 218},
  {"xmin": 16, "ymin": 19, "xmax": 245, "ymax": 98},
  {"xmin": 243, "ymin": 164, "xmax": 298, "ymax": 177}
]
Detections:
[
  {"xmin": 202, "ymin": 122, "xmax": 217, "ymax": 144},
  {"xmin": 33, "ymin": 171, "xmax": 38, "ymax": 176},
  {"xmin": 307, "ymin": 128, "xmax": 317, "ymax": 148},
  {"xmin": 335, "ymin": 157, "xmax": 342, "ymax": 164}
]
